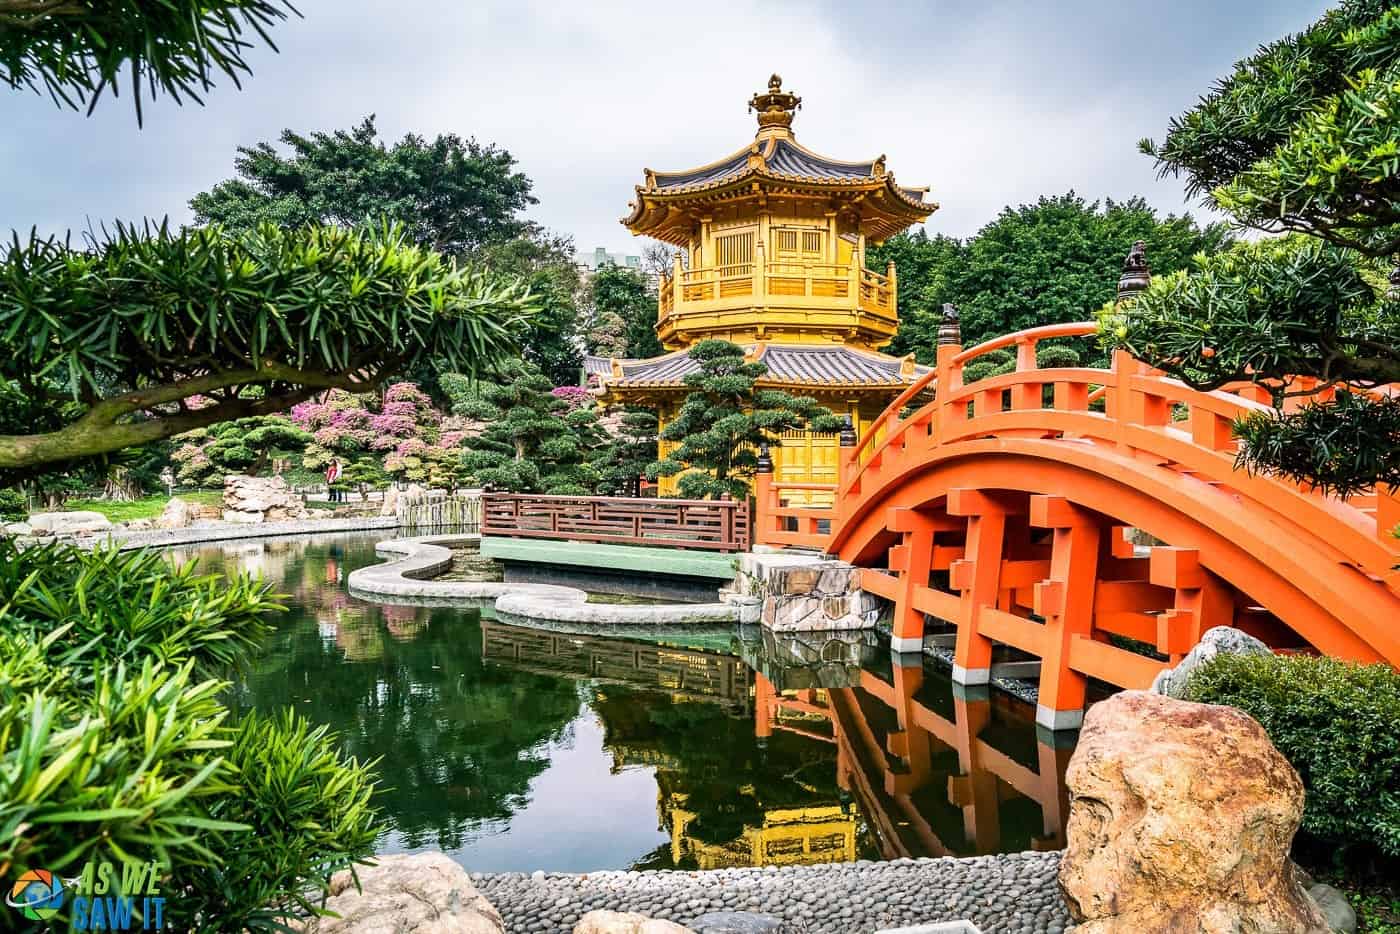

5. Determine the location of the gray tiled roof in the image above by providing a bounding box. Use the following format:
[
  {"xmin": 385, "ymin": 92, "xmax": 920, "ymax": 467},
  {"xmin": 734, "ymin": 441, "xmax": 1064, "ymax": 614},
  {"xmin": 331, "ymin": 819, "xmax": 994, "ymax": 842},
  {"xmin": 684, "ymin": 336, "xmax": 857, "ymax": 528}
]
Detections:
[
  {"xmin": 764, "ymin": 140, "xmax": 875, "ymax": 180},
  {"xmin": 589, "ymin": 344, "xmax": 925, "ymax": 388},
  {"xmin": 653, "ymin": 151, "xmax": 752, "ymax": 190}
]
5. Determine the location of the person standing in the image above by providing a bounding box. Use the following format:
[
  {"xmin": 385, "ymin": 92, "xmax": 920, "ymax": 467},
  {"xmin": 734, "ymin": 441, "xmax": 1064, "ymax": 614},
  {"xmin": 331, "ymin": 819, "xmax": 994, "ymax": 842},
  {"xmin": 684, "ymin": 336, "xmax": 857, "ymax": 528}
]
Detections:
[{"xmin": 326, "ymin": 458, "xmax": 342, "ymax": 503}]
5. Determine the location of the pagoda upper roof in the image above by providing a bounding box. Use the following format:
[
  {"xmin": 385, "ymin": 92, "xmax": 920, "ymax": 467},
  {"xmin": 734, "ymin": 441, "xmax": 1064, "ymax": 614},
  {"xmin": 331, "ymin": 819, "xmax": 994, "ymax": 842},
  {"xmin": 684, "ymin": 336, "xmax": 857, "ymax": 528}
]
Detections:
[
  {"xmin": 586, "ymin": 343, "xmax": 928, "ymax": 391},
  {"xmin": 623, "ymin": 76, "xmax": 936, "ymax": 245}
]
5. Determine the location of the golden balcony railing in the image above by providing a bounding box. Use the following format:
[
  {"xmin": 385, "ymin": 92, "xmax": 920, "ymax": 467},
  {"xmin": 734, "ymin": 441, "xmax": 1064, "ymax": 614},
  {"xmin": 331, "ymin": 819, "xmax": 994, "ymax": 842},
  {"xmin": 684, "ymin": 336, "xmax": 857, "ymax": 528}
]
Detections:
[{"xmin": 656, "ymin": 260, "xmax": 896, "ymax": 325}]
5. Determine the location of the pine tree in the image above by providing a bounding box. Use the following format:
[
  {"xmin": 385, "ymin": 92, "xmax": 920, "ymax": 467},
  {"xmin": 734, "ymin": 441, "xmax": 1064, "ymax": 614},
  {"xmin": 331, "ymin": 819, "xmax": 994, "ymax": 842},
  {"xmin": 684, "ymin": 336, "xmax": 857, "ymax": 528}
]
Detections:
[
  {"xmin": 459, "ymin": 369, "xmax": 606, "ymax": 494},
  {"xmin": 595, "ymin": 409, "xmax": 659, "ymax": 496},
  {"xmin": 170, "ymin": 416, "xmax": 310, "ymax": 487},
  {"xmin": 649, "ymin": 340, "xmax": 843, "ymax": 499}
]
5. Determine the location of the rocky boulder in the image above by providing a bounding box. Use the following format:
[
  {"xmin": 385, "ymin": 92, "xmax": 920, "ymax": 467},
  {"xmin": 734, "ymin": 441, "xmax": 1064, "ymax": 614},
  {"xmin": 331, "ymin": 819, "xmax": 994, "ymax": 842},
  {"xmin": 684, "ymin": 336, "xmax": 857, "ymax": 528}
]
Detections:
[
  {"xmin": 1151, "ymin": 625, "xmax": 1272, "ymax": 698},
  {"xmin": 573, "ymin": 911, "xmax": 695, "ymax": 934},
  {"xmin": 294, "ymin": 852, "xmax": 503, "ymax": 933},
  {"xmin": 156, "ymin": 497, "xmax": 193, "ymax": 530},
  {"xmin": 380, "ymin": 484, "xmax": 399, "ymax": 517},
  {"xmin": 27, "ymin": 511, "xmax": 113, "ymax": 536},
  {"xmin": 3, "ymin": 522, "xmax": 32, "ymax": 537},
  {"xmin": 1059, "ymin": 691, "xmax": 1328, "ymax": 933},
  {"xmin": 223, "ymin": 474, "xmax": 308, "ymax": 524}
]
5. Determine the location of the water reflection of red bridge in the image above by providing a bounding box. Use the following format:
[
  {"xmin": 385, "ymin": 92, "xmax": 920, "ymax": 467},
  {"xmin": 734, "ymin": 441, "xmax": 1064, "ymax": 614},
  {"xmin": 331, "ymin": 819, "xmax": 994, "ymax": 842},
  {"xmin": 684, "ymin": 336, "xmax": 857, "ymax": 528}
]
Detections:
[
  {"xmin": 481, "ymin": 621, "xmax": 1070, "ymax": 861},
  {"xmin": 757, "ymin": 659, "xmax": 1071, "ymax": 858}
]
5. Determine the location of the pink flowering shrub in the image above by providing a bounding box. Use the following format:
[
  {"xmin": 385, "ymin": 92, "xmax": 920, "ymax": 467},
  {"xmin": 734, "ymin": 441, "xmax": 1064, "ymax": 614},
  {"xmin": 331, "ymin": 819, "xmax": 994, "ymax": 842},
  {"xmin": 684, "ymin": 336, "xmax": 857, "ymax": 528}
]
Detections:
[{"xmin": 551, "ymin": 385, "xmax": 592, "ymax": 411}]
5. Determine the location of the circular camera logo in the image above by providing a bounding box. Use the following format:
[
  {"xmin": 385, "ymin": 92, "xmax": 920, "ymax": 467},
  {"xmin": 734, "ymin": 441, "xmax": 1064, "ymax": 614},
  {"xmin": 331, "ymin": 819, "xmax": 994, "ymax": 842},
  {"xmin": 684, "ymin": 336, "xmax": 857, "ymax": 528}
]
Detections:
[{"xmin": 7, "ymin": 869, "xmax": 64, "ymax": 921}]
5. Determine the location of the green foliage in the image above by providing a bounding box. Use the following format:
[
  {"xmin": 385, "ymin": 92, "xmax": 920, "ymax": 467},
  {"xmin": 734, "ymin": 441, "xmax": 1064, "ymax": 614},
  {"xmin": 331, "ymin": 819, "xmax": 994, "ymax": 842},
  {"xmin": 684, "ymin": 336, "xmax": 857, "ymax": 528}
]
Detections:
[
  {"xmin": 340, "ymin": 456, "xmax": 388, "ymax": 497},
  {"xmin": 959, "ymin": 344, "xmax": 1083, "ymax": 385},
  {"xmin": 596, "ymin": 409, "xmax": 659, "ymax": 496},
  {"xmin": 0, "ymin": 539, "xmax": 381, "ymax": 929},
  {"xmin": 1121, "ymin": 1, "xmax": 1400, "ymax": 496},
  {"xmin": 0, "ymin": 541, "xmax": 278, "ymax": 681},
  {"xmin": 173, "ymin": 710, "xmax": 379, "ymax": 931},
  {"xmin": 1232, "ymin": 392, "xmax": 1400, "ymax": 497},
  {"xmin": 650, "ymin": 340, "xmax": 843, "ymax": 499},
  {"xmin": 0, "ymin": 486, "xmax": 25, "ymax": 520},
  {"xmin": 459, "ymin": 368, "xmax": 606, "ymax": 494},
  {"xmin": 0, "ymin": 0, "xmax": 295, "ymax": 124},
  {"xmin": 190, "ymin": 115, "xmax": 536, "ymax": 255},
  {"xmin": 1101, "ymin": 235, "xmax": 1398, "ymax": 496},
  {"xmin": 172, "ymin": 416, "xmax": 311, "ymax": 487},
  {"xmin": 869, "ymin": 194, "xmax": 1230, "ymax": 362},
  {"xmin": 476, "ymin": 233, "xmax": 585, "ymax": 385},
  {"xmin": 1184, "ymin": 653, "xmax": 1400, "ymax": 858},
  {"xmin": 586, "ymin": 261, "xmax": 663, "ymax": 359},
  {"xmin": 1142, "ymin": 0, "xmax": 1400, "ymax": 257},
  {"xmin": 0, "ymin": 220, "xmax": 534, "ymax": 474}
]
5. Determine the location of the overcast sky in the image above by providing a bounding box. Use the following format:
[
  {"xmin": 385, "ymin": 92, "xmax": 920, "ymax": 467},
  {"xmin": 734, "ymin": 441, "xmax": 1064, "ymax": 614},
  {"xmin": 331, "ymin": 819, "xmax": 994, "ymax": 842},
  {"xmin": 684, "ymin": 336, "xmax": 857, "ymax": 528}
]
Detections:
[{"xmin": 1, "ymin": 0, "xmax": 1331, "ymax": 253}]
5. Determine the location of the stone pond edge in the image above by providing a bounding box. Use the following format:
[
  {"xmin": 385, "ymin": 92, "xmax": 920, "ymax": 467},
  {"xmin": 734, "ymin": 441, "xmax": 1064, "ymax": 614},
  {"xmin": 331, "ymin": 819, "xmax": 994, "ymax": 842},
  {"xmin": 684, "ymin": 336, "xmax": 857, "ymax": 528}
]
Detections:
[{"xmin": 347, "ymin": 534, "xmax": 741, "ymax": 626}]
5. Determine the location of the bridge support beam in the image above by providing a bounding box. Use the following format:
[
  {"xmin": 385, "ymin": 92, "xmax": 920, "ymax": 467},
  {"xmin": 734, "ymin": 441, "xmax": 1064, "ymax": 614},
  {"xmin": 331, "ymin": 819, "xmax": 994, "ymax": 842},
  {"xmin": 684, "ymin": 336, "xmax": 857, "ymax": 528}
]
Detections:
[
  {"xmin": 888, "ymin": 506, "xmax": 937, "ymax": 653},
  {"xmin": 1030, "ymin": 495, "xmax": 1102, "ymax": 731},
  {"xmin": 947, "ymin": 489, "xmax": 1010, "ymax": 685}
]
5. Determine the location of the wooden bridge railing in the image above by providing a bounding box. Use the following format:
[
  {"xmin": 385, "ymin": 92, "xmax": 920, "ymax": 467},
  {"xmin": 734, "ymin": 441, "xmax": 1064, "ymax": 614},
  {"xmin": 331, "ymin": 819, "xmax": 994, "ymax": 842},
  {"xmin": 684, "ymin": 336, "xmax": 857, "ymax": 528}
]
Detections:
[{"xmin": 482, "ymin": 493, "xmax": 750, "ymax": 552}]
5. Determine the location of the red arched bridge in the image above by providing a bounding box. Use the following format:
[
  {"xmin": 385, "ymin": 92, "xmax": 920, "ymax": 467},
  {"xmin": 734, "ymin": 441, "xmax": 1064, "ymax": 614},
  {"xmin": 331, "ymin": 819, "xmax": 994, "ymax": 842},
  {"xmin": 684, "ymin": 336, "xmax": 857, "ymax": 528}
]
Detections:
[{"xmin": 753, "ymin": 322, "xmax": 1400, "ymax": 729}]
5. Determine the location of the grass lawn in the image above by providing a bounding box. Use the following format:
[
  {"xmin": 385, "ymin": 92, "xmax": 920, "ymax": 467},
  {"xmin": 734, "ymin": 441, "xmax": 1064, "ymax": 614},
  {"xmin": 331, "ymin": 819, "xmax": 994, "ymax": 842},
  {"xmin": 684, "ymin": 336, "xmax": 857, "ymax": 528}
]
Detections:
[{"xmin": 61, "ymin": 490, "xmax": 224, "ymax": 523}]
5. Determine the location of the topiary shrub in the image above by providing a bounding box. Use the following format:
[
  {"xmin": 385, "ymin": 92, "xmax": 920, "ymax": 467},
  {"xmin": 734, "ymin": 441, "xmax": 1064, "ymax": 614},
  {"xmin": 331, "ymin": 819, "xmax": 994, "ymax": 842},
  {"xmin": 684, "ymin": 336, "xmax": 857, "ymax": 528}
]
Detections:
[
  {"xmin": 0, "ymin": 486, "xmax": 26, "ymax": 521},
  {"xmin": 1184, "ymin": 653, "xmax": 1400, "ymax": 857}
]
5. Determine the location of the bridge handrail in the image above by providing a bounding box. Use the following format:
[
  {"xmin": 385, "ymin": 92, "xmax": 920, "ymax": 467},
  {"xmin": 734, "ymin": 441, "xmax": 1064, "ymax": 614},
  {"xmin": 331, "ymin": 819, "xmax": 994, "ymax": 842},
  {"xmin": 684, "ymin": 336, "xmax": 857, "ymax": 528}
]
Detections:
[{"xmin": 948, "ymin": 321, "xmax": 1099, "ymax": 367}]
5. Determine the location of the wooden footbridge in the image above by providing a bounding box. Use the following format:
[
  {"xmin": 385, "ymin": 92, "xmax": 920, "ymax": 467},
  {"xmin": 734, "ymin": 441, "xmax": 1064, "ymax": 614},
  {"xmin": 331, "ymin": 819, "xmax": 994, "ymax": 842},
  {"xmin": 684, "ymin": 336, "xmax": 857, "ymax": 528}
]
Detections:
[{"xmin": 753, "ymin": 323, "xmax": 1400, "ymax": 729}]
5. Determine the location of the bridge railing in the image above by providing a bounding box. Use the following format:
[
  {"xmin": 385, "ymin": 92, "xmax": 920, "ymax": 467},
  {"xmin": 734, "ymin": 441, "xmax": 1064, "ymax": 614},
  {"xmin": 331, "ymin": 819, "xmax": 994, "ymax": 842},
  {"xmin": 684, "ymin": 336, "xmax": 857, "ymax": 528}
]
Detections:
[
  {"xmin": 751, "ymin": 479, "xmax": 836, "ymax": 549},
  {"xmin": 482, "ymin": 492, "xmax": 751, "ymax": 552},
  {"xmin": 753, "ymin": 320, "xmax": 1399, "ymax": 571}
]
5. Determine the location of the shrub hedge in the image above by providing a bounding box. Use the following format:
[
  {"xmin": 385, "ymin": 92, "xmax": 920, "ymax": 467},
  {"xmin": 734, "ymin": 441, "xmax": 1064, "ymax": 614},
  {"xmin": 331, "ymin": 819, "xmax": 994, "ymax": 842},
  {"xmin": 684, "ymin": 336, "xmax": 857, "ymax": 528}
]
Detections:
[
  {"xmin": 0, "ymin": 540, "xmax": 380, "ymax": 930},
  {"xmin": 1184, "ymin": 652, "xmax": 1400, "ymax": 857}
]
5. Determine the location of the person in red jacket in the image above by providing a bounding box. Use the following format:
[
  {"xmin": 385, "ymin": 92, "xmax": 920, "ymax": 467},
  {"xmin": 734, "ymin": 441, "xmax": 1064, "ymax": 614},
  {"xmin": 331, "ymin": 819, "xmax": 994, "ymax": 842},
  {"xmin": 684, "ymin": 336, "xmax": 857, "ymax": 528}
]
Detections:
[{"xmin": 325, "ymin": 458, "xmax": 342, "ymax": 503}]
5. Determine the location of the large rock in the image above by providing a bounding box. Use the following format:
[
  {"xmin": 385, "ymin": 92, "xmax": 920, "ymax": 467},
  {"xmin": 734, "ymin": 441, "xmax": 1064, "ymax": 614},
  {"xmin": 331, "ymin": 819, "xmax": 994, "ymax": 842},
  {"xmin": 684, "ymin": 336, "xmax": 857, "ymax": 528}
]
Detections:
[
  {"xmin": 573, "ymin": 911, "xmax": 695, "ymax": 934},
  {"xmin": 380, "ymin": 485, "xmax": 400, "ymax": 517},
  {"xmin": 1151, "ymin": 625, "xmax": 1272, "ymax": 698},
  {"xmin": 27, "ymin": 511, "xmax": 113, "ymax": 535},
  {"xmin": 156, "ymin": 497, "xmax": 193, "ymax": 530},
  {"xmin": 1307, "ymin": 884, "xmax": 1357, "ymax": 933},
  {"xmin": 3, "ymin": 522, "xmax": 32, "ymax": 537},
  {"xmin": 1059, "ymin": 691, "xmax": 1329, "ymax": 933},
  {"xmin": 294, "ymin": 852, "xmax": 503, "ymax": 933},
  {"xmin": 223, "ymin": 474, "xmax": 308, "ymax": 523}
]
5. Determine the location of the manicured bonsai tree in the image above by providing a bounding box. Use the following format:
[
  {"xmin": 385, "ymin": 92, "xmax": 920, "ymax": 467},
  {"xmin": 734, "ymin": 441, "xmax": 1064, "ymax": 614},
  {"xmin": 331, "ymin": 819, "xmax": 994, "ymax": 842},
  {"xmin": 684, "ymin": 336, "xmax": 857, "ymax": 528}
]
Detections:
[{"xmin": 649, "ymin": 340, "xmax": 844, "ymax": 499}]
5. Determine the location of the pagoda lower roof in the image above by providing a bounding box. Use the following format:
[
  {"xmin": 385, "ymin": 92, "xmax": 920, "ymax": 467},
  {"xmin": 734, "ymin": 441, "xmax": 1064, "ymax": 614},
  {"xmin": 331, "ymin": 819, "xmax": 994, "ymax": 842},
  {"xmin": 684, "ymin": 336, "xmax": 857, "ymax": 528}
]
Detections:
[{"xmin": 586, "ymin": 343, "xmax": 928, "ymax": 391}]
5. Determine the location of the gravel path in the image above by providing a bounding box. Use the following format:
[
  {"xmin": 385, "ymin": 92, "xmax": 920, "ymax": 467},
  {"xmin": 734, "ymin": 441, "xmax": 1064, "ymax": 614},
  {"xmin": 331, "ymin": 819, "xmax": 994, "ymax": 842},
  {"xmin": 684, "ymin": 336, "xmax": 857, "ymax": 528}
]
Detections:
[{"xmin": 473, "ymin": 851, "xmax": 1074, "ymax": 933}]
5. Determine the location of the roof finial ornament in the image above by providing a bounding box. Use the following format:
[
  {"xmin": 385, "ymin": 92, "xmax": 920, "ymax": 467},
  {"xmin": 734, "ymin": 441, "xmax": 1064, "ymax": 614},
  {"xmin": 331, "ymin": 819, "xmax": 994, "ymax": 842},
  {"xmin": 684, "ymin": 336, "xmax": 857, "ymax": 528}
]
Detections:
[
  {"xmin": 749, "ymin": 74, "xmax": 801, "ymax": 135},
  {"xmin": 1117, "ymin": 240, "xmax": 1151, "ymax": 304},
  {"xmin": 937, "ymin": 303, "xmax": 961, "ymax": 346}
]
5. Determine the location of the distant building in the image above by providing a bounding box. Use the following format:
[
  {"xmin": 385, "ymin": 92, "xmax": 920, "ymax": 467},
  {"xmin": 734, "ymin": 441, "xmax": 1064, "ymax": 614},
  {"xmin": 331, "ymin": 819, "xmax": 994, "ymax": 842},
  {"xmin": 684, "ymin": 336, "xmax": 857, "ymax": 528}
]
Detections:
[{"xmin": 575, "ymin": 246, "xmax": 643, "ymax": 275}]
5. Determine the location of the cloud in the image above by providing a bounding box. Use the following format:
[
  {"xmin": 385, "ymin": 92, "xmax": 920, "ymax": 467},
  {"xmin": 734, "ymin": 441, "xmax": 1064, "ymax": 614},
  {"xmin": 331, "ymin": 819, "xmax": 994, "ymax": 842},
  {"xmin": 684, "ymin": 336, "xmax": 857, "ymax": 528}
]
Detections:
[{"xmin": 0, "ymin": 0, "xmax": 1332, "ymax": 251}]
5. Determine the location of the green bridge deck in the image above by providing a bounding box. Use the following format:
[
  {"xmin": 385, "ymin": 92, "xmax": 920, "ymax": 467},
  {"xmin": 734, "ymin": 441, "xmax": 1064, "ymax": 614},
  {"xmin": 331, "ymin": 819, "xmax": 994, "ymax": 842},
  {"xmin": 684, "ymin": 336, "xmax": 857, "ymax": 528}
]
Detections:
[{"xmin": 479, "ymin": 536, "xmax": 741, "ymax": 581}]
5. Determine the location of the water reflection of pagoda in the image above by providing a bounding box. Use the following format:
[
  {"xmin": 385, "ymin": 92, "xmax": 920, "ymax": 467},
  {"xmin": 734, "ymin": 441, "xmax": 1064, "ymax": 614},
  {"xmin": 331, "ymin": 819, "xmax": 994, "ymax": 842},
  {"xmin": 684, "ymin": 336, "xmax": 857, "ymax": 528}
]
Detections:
[
  {"xmin": 479, "ymin": 622, "xmax": 1074, "ymax": 865},
  {"xmin": 481, "ymin": 622, "xmax": 859, "ymax": 868}
]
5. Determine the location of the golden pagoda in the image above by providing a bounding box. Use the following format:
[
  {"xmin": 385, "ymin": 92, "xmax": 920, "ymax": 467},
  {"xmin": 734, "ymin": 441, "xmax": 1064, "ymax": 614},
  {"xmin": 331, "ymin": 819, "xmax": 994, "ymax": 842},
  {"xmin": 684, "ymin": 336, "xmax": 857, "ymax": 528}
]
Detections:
[{"xmin": 588, "ymin": 75, "xmax": 937, "ymax": 495}]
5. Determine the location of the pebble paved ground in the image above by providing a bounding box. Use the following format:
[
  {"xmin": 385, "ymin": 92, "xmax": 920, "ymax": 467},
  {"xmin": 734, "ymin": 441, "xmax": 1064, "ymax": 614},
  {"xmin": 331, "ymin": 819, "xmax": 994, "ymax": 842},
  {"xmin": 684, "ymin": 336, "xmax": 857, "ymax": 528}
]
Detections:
[{"xmin": 473, "ymin": 851, "xmax": 1074, "ymax": 933}]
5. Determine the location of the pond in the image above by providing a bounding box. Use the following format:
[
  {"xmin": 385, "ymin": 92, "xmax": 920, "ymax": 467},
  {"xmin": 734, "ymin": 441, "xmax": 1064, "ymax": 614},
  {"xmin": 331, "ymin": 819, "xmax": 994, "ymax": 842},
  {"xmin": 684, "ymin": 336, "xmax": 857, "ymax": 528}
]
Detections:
[{"xmin": 175, "ymin": 534, "xmax": 1076, "ymax": 873}]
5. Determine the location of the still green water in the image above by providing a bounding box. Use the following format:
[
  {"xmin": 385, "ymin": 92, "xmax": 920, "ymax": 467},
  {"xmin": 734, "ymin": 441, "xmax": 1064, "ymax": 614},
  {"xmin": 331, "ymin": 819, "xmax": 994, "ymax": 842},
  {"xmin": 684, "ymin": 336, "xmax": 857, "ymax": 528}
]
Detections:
[{"xmin": 175, "ymin": 533, "xmax": 1073, "ymax": 873}]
